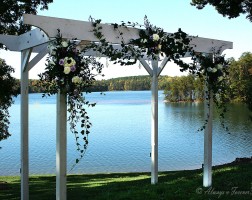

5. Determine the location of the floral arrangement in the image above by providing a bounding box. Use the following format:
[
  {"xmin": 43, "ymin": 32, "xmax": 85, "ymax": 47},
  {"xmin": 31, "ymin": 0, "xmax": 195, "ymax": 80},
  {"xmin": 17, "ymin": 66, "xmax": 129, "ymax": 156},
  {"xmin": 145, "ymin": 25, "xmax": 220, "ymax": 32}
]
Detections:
[{"xmin": 38, "ymin": 30, "xmax": 103, "ymax": 163}]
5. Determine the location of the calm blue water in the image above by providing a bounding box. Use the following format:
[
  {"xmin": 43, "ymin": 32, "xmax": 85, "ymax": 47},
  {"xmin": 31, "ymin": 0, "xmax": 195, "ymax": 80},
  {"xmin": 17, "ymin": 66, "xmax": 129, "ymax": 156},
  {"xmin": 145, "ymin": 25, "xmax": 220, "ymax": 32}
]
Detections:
[{"xmin": 0, "ymin": 91, "xmax": 251, "ymax": 175}]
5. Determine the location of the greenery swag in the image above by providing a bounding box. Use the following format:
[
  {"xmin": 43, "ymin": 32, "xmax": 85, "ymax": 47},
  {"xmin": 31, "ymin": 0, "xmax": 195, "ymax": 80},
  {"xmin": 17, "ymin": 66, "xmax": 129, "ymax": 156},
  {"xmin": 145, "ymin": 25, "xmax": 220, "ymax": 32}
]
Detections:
[
  {"xmin": 89, "ymin": 16, "xmax": 230, "ymax": 132},
  {"xmin": 38, "ymin": 16, "xmax": 230, "ymax": 164}
]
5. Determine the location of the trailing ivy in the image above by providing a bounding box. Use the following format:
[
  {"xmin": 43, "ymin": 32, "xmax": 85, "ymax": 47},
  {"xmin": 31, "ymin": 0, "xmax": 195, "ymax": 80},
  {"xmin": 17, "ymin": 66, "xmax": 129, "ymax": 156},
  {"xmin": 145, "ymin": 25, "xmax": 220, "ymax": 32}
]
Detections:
[
  {"xmin": 89, "ymin": 16, "xmax": 230, "ymax": 133},
  {"xmin": 38, "ymin": 30, "xmax": 104, "ymax": 165}
]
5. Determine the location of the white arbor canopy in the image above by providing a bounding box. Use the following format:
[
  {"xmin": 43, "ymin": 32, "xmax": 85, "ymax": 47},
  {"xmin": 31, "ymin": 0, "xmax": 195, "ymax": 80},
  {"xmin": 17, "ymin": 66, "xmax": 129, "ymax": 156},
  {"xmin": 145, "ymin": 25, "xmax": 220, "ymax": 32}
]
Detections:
[{"xmin": 0, "ymin": 14, "xmax": 232, "ymax": 200}]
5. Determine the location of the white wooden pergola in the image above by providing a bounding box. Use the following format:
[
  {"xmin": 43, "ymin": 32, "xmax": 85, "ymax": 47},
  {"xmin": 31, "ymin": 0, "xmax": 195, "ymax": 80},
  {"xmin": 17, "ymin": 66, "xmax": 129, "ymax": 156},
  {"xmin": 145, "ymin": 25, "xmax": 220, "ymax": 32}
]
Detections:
[{"xmin": 0, "ymin": 14, "xmax": 232, "ymax": 200}]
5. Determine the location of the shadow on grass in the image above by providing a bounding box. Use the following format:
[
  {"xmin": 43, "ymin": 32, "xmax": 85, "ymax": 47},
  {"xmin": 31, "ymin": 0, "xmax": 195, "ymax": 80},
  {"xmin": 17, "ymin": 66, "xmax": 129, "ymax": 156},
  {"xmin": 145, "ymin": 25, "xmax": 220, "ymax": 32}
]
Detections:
[{"xmin": 0, "ymin": 162, "xmax": 251, "ymax": 200}]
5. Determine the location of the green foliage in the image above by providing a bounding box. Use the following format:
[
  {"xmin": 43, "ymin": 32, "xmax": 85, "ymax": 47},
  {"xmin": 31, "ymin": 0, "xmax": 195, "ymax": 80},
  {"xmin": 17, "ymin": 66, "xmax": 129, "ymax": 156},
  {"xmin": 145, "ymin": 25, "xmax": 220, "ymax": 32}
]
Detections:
[
  {"xmin": 29, "ymin": 76, "xmax": 169, "ymax": 93},
  {"xmin": 164, "ymin": 75, "xmax": 203, "ymax": 102},
  {"xmin": 191, "ymin": 0, "xmax": 252, "ymax": 22},
  {"xmin": 227, "ymin": 52, "xmax": 252, "ymax": 118},
  {"xmin": 38, "ymin": 30, "xmax": 104, "ymax": 164},
  {"xmin": 0, "ymin": 0, "xmax": 53, "ymax": 36},
  {"xmin": 99, "ymin": 76, "xmax": 160, "ymax": 91},
  {"xmin": 0, "ymin": 59, "xmax": 18, "ymax": 142},
  {"xmin": 1, "ymin": 160, "xmax": 251, "ymax": 200},
  {"xmin": 0, "ymin": 0, "xmax": 53, "ymax": 144},
  {"xmin": 90, "ymin": 16, "xmax": 194, "ymax": 67}
]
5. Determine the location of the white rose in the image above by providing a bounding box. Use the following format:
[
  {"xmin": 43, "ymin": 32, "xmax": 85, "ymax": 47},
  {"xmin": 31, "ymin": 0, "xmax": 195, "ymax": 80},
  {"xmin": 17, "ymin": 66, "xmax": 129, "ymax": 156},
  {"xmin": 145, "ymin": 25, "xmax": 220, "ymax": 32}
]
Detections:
[
  {"xmin": 218, "ymin": 76, "xmax": 224, "ymax": 82},
  {"xmin": 207, "ymin": 67, "xmax": 213, "ymax": 72},
  {"xmin": 141, "ymin": 39, "xmax": 147, "ymax": 43},
  {"xmin": 64, "ymin": 67, "xmax": 71, "ymax": 74},
  {"xmin": 152, "ymin": 34, "xmax": 160, "ymax": 41},
  {"xmin": 51, "ymin": 50, "xmax": 56, "ymax": 56},
  {"xmin": 47, "ymin": 45, "xmax": 56, "ymax": 55},
  {"xmin": 174, "ymin": 38, "xmax": 183, "ymax": 43},
  {"xmin": 49, "ymin": 60, "xmax": 56, "ymax": 65},
  {"xmin": 217, "ymin": 64, "xmax": 223, "ymax": 70},
  {"xmin": 61, "ymin": 41, "xmax": 68, "ymax": 47},
  {"xmin": 212, "ymin": 68, "xmax": 218, "ymax": 73},
  {"xmin": 72, "ymin": 76, "xmax": 82, "ymax": 84},
  {"xmin": 76, "ymin": 46, "xmax": 82, "ymax": 52}
]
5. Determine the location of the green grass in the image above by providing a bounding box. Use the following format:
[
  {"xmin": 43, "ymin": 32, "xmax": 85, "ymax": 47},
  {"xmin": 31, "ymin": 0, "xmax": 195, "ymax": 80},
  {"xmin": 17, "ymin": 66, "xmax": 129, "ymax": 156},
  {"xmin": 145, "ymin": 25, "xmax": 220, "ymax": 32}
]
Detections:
[{"xmin": 0, "ymin": 162, "xmax": 251, "ymax": 200}]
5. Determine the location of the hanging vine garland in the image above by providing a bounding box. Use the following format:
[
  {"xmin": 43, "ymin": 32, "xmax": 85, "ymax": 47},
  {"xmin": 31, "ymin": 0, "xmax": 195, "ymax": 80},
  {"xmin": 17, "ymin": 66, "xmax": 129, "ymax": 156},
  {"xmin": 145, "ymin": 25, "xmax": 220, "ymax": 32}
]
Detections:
[
  {"xmin": 89, "ymin": 16, "xmax": 230, "ymax": 133},
  {"xmin": 38, "ymin": 17, "xmax": 231, "ymax": 166},
  {"xmin": 90, "ymin": 16, "xmax": 195, "ymax": 67},
  {"xmin": 0, "ymin": 59, "xmax": 18, "ymax": 145},
  {"xmin": 38, "ymin": 30, "xmax": 104, "ymax": 164},
  {"xmin": 195, "ymin": 51, "xmax": 230, "ymax": 132}
]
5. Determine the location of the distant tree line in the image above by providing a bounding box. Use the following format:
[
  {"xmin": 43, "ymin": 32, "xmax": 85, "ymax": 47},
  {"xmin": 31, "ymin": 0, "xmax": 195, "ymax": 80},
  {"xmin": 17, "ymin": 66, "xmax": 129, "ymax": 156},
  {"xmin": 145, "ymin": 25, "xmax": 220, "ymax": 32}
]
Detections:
[
  {"xmin": 164, "ymin": 52, "xmax": 252, "ymax": 104},
  {"xmin": 15, "ymin": 75, "xmax": 169, "ymax": 93},
  {"xmin": 14, "ymin": 52, "xmax": 252, "ymax": 107},
  {"xmin": 163, "ymin": 75, "xmax": 204, "ymax": 102}
]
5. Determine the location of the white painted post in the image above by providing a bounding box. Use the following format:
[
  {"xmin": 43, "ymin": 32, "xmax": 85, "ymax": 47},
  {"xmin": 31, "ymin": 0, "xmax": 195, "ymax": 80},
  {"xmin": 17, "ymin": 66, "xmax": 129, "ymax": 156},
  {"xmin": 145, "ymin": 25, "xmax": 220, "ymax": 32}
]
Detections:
[
  {"xmin": 151, "ymin": 59, "xmax": 159, "ymax": 184},
  {"xmin": 56, "ymin": 91, "xmax": 67, "ymax": 200},
  {"xmin": 203, "ymin": 87, "xmax": 213, "ymax": 187},
  {"xmin": 21, "ymin": 49, "xmax": 31, "ymax": 200}
]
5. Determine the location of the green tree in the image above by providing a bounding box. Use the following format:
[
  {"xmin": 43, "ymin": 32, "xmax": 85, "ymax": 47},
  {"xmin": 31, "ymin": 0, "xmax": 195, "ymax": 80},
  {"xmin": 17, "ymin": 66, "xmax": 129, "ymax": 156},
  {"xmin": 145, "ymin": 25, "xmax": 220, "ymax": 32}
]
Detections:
[
  {"xmin": 0, "ymin": 0, "xmax": 53, "ymax": 36},
  {"xmin": 0, "ymin": 0, "xmax": 53, "ymax": 142},
  {"xmin": 164, "ymin": 75, "xmax": 204, "ymax": 102},
  {"xmin": 191, "ymin": 1, "xmax": 252, "ymax": 116},
  {"xmin": 191, "ymin": 0, "xmax": 252, "ymax": 22},
  {"xmin": 0, "ymin": 59, "xmax": 19, "ymax": 141},
  {"xmin": 228, "ymin": 53, "xmax": 252, "ymax": 111}
]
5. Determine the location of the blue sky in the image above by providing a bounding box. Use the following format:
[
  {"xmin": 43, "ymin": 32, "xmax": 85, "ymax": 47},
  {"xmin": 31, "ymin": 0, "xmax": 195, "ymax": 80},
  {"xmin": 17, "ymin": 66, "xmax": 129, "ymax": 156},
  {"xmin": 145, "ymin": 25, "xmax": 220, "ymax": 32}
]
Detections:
[{"xmin": 1, "ymin": 0, "xmax": 252, "ymax": 79}]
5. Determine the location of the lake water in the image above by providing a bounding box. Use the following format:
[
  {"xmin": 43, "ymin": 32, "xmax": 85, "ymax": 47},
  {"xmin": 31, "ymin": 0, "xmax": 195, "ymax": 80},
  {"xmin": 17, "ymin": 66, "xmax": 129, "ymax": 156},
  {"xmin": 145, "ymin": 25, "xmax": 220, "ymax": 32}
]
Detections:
[{"xmin": 0, "ymin": 91, "xmax": 251, "ymax": 176}]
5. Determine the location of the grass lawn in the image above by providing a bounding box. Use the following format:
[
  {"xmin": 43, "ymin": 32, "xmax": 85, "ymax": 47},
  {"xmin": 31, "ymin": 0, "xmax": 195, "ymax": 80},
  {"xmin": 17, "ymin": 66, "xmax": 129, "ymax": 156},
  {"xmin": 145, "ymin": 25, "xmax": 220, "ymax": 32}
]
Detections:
[{"xmin": 0, "ymin": 160, "xmax": 251, "ymax": 200}]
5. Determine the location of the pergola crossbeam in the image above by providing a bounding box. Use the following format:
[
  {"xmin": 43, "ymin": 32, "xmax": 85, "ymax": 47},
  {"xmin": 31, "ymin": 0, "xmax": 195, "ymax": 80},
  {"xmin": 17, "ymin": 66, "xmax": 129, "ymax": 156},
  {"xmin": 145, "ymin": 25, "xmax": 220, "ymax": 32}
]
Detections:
[
  {"xmin": 0, "ymin": 35, "xmax": 19, "ymax": 51},
  {"xmin": 23, "ymin": 14, "xmax": 233, "ymax": 54}
]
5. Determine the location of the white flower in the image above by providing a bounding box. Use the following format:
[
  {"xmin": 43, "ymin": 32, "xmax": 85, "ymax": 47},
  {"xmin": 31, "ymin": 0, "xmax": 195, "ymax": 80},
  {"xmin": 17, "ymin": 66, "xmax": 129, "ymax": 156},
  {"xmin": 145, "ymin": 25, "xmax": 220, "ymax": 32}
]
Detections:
[
  {"xmin": 76, "ymin": 46, "xmax": 82, "ymax": 52},
  {"xmin": 174, "ymin": 38, "xmax": 183, "ymax": 43},
  {"xmin": 157, "ymin": 44, "xmax": 162, "ymax": 50},
  {"xmin": 218, "ymin": 76, "xmax": 224, "ymax": 82},
  {"xmin": 217, "ymin": 64, "xmax": 223, "ymax": 70},
  {"xmin": 72, "ymin": 76, "xmax": 82, "ymax": 84},
  {"xmin": 212, "ymin": 68, "xmax": 218, "ymax": 73},
  {"xmin": 61, "ymin": 41, "xmax": 68, "ymax": 47},
  {"xmin": 47, "ymin": 45, "xmax": 56, "ymax": 55},
  {"xmin": 152, "ymin": 34, "xmax": 160, "ymax": 41},
  {"xmin": 64, "ymin": 67, "xmax": 71, "ymax": 74},
  {"xmin": 49, "ymin": 60, "xmax": 56, "ymax": 65},
  {"xmin": 207, "ymin": 67, "xmax": 213, "ymax": 72},
  {"xmin": 51, "ymin": 50, "xmax": 56, "ymax": 56},
  {"xmin": 141, "ymin": 39, "xmax": 147, "ymax": 43}
]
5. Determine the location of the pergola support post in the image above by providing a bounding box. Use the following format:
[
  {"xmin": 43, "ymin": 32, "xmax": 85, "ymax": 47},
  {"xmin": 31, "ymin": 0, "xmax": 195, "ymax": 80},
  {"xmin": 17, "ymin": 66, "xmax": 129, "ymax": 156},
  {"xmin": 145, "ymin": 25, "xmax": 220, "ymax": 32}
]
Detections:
[
  {"xmin": 203, "ymin": 88, "xmax": 213, "ymax": 187},
  {"xmin": 151, "ymin": 59, "xmax": 159, "ymax": 184},
  {"xmin": 21, "ymin": 49, "xmax": 32, "ymax": 200},
  {"xmin": 56, "ymin": 91, "xmax": 67, "ymax": 200}
]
